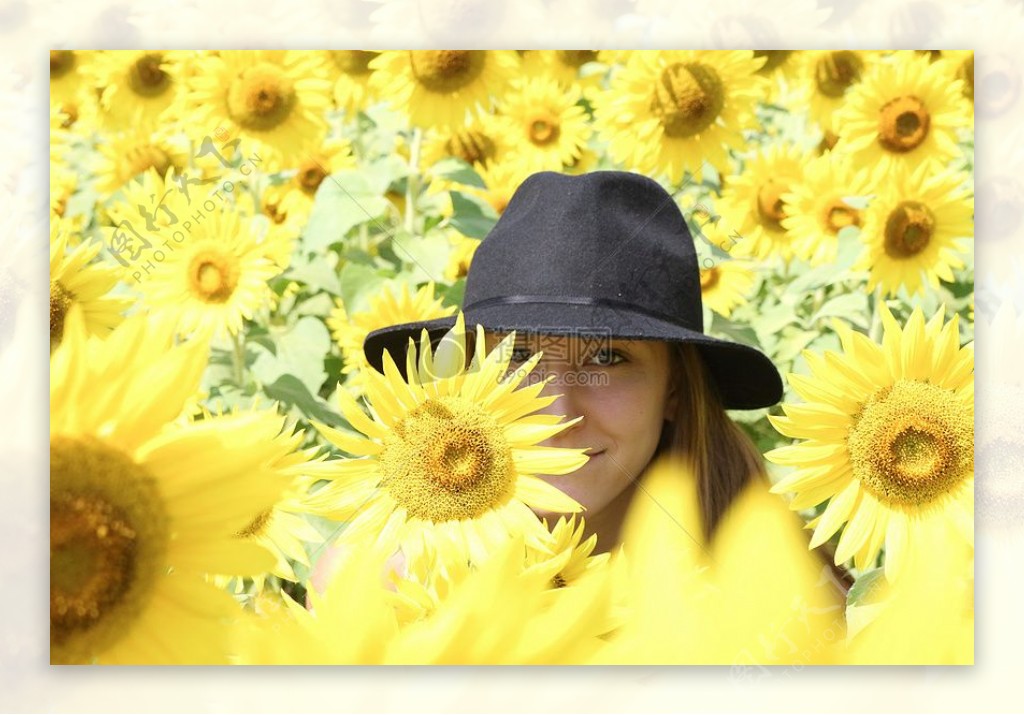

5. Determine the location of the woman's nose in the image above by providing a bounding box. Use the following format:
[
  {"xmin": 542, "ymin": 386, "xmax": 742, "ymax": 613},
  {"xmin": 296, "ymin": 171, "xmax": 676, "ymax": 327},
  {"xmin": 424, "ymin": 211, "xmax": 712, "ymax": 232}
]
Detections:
[{"xmin": 534, "ymin": 369, "xmax": 584, "ymax": 443}]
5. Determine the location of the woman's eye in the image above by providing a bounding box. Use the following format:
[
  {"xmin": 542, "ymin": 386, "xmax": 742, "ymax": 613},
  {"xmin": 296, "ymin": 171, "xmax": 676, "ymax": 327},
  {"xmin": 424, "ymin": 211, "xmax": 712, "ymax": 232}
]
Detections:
[{"xmin": 587, "ymin": 348, "xmax": 625, "ymax": 367}]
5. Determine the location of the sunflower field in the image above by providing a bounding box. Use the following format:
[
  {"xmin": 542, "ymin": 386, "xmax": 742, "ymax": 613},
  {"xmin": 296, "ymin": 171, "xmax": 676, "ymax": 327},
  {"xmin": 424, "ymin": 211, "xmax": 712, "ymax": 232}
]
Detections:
[{"xmin": 49, "ymin": 50, "xmax": 974, "ymax": 665}]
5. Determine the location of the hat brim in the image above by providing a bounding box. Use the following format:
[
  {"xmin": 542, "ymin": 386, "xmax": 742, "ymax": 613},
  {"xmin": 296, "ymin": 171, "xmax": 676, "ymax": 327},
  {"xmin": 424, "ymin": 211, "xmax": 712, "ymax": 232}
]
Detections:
[{"xmin": 363, "ymin": 302, "xmax": 782, "ymax": 410}]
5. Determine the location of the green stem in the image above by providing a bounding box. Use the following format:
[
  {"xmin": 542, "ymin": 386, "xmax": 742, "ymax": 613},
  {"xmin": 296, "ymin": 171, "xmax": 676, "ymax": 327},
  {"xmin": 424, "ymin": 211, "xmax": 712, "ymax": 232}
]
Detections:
[
  {"xmin": 232, "ymin": 330, "xmax": 246, "ymax": 386},
  {"xmin": 405, "ymin": 127, "xmax": 422, "ymax": 237},
  {"xmin": 869, "ymin": 287, "xmax": 885, "ymax": 343}
]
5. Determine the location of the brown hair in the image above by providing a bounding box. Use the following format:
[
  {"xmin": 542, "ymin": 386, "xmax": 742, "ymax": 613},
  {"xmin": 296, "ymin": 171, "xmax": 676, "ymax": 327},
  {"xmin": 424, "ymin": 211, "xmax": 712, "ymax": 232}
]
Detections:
[{"xmin": 656, "ymin": 343, "xmax": 767, "ymax": 541}]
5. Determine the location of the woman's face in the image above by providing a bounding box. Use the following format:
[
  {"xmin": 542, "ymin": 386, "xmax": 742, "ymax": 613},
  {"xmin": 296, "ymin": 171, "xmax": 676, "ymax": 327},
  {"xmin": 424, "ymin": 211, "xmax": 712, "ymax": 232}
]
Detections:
[{"xmin": 484, "ymin": 331, "xmax": 676, "ymax": 520}]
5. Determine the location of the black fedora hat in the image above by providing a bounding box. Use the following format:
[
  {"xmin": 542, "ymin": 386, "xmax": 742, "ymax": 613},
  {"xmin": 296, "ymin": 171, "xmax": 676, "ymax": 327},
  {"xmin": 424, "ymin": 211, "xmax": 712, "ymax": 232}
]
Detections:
[{"xmin": 364, "ymin": 170, "xmax": 782, "ymax": 410}]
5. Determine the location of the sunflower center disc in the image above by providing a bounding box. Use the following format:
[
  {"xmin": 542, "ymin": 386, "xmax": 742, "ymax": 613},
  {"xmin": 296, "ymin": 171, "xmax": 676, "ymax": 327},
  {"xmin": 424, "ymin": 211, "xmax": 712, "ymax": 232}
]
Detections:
[
  {"xmin": 50, "ymin": 436, "xmax": 169, "ymax": 661},
  {"xmin": 878, "ymin": 95, "xmax": 930, "ymax": 153},
  {"xmin": 756, "ymin": 180, "xmax": 789, "ymax": 230},
  {"xmin": 651, "ymin": 62, "xmax": 725, "ymax": 139},
  {"xmin": 527, "ymin": 113, "xmax": 560, "ymax": 145},
  {"xmin": 447, "ymin": 129, "xmax": 495, "ymax": 165},
  {"xmin": 884, "ymin": 200, "xmax": 935, "ymax": 258},
  {"xmin": 297, "ymin": 162, "xmax": 328, "ymax": 194},
  {"xmin": 699, "ymin": 267, "xmax": 720, "ymax": 291},
  {"xmin": 825, "ymin": 200, "xmax": 861, "ymax": 233},
  {"xmin": 409, "ymin": 50, "xmax": 485, "ymax": 93},
  {"xmin": 50, "ymin": 50, "xmax": 75, "ymax": 78},
  {"xmin": 228, "ymin": 63, "xmax": 297, "ymax": 131},
  {"xmin": 814, "ymin": 51, "xmax": 863, "ymax": 98},
  {"xmin": 188, "ymin": 250, "xmax": 238, "ymax": 303},
  {"xmin": 380, "ymin": 396, "xmax": 517, "ymax": 522},
  {"xmin": 847, "ymin": 380, "xmax": 973, "ymax": 506},
  {"xmin": 331, "ymin": 50, "xmax": 377, "ymax": 76},
  {"xmin": 128, "ymin": 53, "xmax": 171, "ymax": 98},
  {"xmin": 50, "ymin": 280, "xmax": 72, "ymax": 345}
]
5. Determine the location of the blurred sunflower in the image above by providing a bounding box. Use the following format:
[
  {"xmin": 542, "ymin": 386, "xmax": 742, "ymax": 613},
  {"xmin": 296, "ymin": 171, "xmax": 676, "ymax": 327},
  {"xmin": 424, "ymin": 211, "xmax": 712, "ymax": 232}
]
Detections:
[
  {"xmin": 49, "ymin": 50, "xmax": 96, "ymax": 130},
  {"xmin": 767, "ymin": 305, "xmax": 974, "ymax": 580},
  {"xmin": 495, "ymin": 76, "xmax": 592, "ymax": 172},
  {"xmin": 516, "ymin": 50, "xmax": 605, "ymax": 98},
  {"xmin": 369, "ymin": 50, "xmax": 519, "ymax": 128},
  {"xmin": 307, "ymin": 314, "xmax": 589, "ymax": 567},
  {"xmin": 932, "ymin": 51, "xmax": 974, "ymax": 108},
  {"xmin": 184, "ymin": 50, "xmax": 332, "ymax": 164},
  {"xmin": 699, "ymin": 260, "xmax": 757, "ymax": 318},
  {"xmin": 276, "ymin": 138, "xmax": 356, "ymax": 219},
  {"xmin": 88, "ymin": 50, "xmax": 185, "ymax": 132},
  {"xmin": 469, "ymin": 159, "xmax": 532, "ymax": 216},
  {"xmin": 833, "ymin": 51, "xmax": 968, "ymax": 179},
  {"xmin": 523, "ymin": 515, "xmax": 609, "ymax": 590},
  {"xmin": 328, "ymin": 281, "xmax": 456, "ymax": 387},
  {"xmin": 857, "ymin": 162, "xmax": 973, "ymax": 297},
  {"xmin": 93, "ymin": 129, "xmax": 190, "ymax": 197},
  {"xmin": 50, "ymin": 310, "xmax": 288, "ymax": 664},
  {"xmin": 593, "ymin": 50, "xmax": 766, "ymax": 184},
  {"xmin": 793, "ymin": 50, "xmax": 873, "ymax": 133},
  {"xmin": 422, "ymin": 114, "xmax": 509, "ymax": 171},
  {"xmin": 444, "ymin": 234, "xmax": 481, "ymax": 282},
  {"xmin": 594, "ymin": 458, "xmax": 844, "ymax": 664},
  {"xmin": 325, "ymin": 50, "xmax": 380, "ymax": 116},
  {"xmin": 782, "ymin": 154, "xmax": 875, "ymax": 266},
  {"xmin": 717, "ymin": 142, "xmax": 810, "ymax": 262},
  {"xmin": 49, "ymin": 223, "xmax": 129, "ymax": 350}
]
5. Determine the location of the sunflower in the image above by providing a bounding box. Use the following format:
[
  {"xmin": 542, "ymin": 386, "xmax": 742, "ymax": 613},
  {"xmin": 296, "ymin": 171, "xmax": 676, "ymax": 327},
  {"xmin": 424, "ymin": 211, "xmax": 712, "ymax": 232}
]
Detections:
[
  {"xmin": 307, "ymin": 314, "xmax": 589, "ymax": 569},
  {"xmin": 444, "ymin": 233, "xmax": 481, "ymax": 282},
  {"xmin": 933, "ymin": 51, "xmax": 975, "ymax": 107},
  {"xmin": 593, "ymin": 50, "xmax": 766, "ymax": 184},
  {"xmin": 93, "ymin": 129, "xmax": 190, "ymax": 197},
  {"xmin": 87, "ymin": 50, "xmax": 185, "ymax": 132},
  {"xmin": 793, "ymin": 51, "xmax": 875, "ymax": 133},
  {"xmin": 833, "ymin": 51, "xmax": 969, "ymax": 180},
  {"xmin": 699, "ymin": 260, "xmax": 757, "ymax": 318},
  {"xmin": 782, "ymin": 154, "xmax": 875, "ymax": 266},
  {"xmin": 857, "ymin": 161, "xmax": 973, "ymax": 297},
  {"xmin": 594, "ymin": 458, "xmax": 844, "ymax": 664},
  {"xmin": 328, "ymin": 281, "xmax": 456, "ymax": 387},
  {"xmin": 516, "ymin": 50, "xmax": 605, "ymax": 98},
  {"xmin": 523, "ymin": 515, "xmax": 609, "ymax": 590},
  {"xmin": 50, "ymin": 310, "xmax": 292, "ymax": 663},
  {"xmin": 276, "ymin": 138, "xmax": 357, "ymax": 220},
  {"xmin": 184, "ymin": 50, "xmax": 332, "ymax": 164},
  {"xmin": 49, "ymin": 223, "xmax": 130, "ymax": 350},
  {"xmin": 716, "ymin": 142, "xmax": 811, "ymax": 262},
  {"xmin": 766, "ymin": 304, "xmax": 974, "ymax": 581},
  {"xmin": 325, "ymin": 50, "xmax": 380, "ymax": 116},
  {"xmin": 468, "ymin": 159, "xmax": 532, "ymax": 216},
  {"xmin": 49, "ymin": 50, "xmax": 96, "ymax": 131},
  {"xmin": 369, "ymin": 51, "xmax": 520, "ymax": 128},
  {"xmin": 421, "ymin": 113, "xmax": 509, "ymax": 171},
  {"xmin": 233, "ymin": 535, "xmax": 612, "ymax": 664},
  {"xmin": 495, "ymin": 76, "xmax": 592, "ymax": 172}
]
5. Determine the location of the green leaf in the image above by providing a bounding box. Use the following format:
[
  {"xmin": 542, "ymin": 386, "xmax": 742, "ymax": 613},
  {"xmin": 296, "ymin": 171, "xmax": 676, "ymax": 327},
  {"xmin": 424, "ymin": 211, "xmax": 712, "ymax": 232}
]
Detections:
[
  {"xmin": 285, "ymin": 251, "xmax": 342, "ymax": 295},
  {"xmin": 431, "ymin": 157, "xmax": 486, "ymax": 188},
  {"xmin": 449, "ymin": 191, "xmax": 498, "ymax": 239},
  {"xmin": 262, "ymin": 374, "xmax": 341, "ymax": 424},
  {"xmin": 847, "ymin": 567, "xmax": 886, "ymax": 607},
  {"xmin": 339, "ymin": 262, "xmax": 390, "ymax": 315},
  {"xmin": 251, "ymin": 316, "xmax": 331, "ymax": 397},
  {"xmin": 774, "ymin": 328, "xmax": 819, "ymax": 364},
  {"xmin": 396, "ymin": 230, "xmax": 452, "ymax": 284},
  {"xmin": 303, "ymin": 170, "xmax": 391, "ymax": 251},
  {"xmin": 816, "ymin": 292, "xmax": 869, "ymax": 329}
]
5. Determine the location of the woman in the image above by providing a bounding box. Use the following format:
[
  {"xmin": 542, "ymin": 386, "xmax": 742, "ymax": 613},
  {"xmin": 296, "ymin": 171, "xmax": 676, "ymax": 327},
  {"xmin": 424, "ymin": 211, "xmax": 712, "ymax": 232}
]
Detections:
[{"xmin": 363, "ymin": 170, "xmax": 782, "ymax": 550}]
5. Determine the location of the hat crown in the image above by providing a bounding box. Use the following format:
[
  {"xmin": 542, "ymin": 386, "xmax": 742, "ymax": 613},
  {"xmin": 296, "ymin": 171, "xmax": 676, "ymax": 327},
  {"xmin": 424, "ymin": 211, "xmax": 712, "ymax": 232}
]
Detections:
[{"xmin": 464, "ymin": 171, "xmax": 703, "ymax": 331}]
